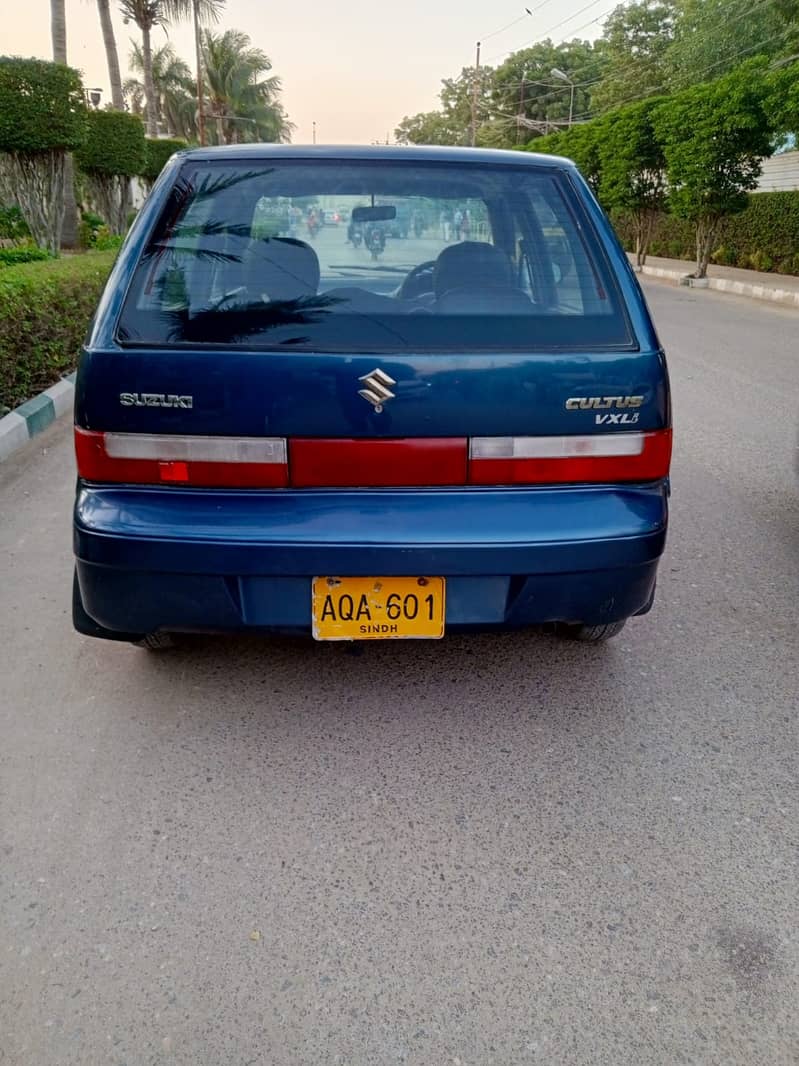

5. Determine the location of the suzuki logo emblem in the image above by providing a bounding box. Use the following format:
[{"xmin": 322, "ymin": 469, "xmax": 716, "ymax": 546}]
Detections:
[{"xmin": 358, "ymin": 368, "xmax": 396, "ymax": 413}]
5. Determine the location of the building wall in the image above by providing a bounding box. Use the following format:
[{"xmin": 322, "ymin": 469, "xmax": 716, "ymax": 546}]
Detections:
[{"xmin": 756, "ymin": 151, "xmax": 799, "ymax": 192}]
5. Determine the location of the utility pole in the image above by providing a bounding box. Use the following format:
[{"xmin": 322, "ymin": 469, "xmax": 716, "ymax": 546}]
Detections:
[
  {"xmin": 470, "ymin": 40, "xmax": 481, "ymax": 147},
  {"xmin": 193, "ymin": 0, "xmax": 206, "ymax": 146},
  {"xmin": 312, "ymin": 121, "xmax": 317, "ymax": 145},
  {"xmin": 517, "ymin": 79, "xmax": 525, "ymax": 144}
]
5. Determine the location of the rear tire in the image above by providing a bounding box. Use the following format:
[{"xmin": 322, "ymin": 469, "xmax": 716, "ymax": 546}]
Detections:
[
  {"xmin": 556, "ymin": 620, "xmax": 627, "ymax": 643},
  {"xmin": 134, "ymin": 632, "xmax": 176, "ymax": 651}
]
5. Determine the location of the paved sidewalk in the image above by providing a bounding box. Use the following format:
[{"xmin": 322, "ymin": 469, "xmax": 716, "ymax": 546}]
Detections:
[{"xmin": 632, "ymin": 254, "xmax": 799, "ymax": 309}]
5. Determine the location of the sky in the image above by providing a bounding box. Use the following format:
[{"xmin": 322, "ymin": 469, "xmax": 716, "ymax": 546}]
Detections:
[{"xmin": 5, "ymin": 0, "xmax": 606, "ymax": 144}]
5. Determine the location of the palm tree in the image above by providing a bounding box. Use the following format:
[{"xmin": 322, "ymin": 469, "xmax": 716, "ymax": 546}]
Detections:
[
  {"xmin": 118, "ymin": 0, "xmax": 222, "ymax": 136},
  {"xmin": 97, "ymin": 0, "xmax": 125, "ymax": 110},
  {"xmin": 126, "ymin": 41, "xmax": 195, "ymax": 137},
  {"xmin": 51, "ymin": 0, "xmax": 67, "ymax": 63},
  {"xmin": 202, "ymin": 29, "xmax": 293, "ymax": 145},
  {"xmin": 50, "ymin": 0, "xmax": 78, "ymax": 247}
]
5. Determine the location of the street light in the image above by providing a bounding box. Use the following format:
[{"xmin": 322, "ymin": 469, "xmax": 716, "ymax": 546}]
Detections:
[{"xmin": 550, "ymin": 68, "xmax": 575, "ymax": 128}]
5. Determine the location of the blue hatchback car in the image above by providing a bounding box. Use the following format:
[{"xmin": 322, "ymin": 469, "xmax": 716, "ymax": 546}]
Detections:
[{"xmin": 73, "ymin": 145, "xmax": 671, "ymax": 648}]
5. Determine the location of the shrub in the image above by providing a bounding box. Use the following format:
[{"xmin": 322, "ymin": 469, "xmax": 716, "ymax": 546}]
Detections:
[
  {"xmin": 0, "ymin": 203, "xmax": 31, "ymax": 242},
  {"xmin": 613, "ymin": 191, "xmax": 799, "ymax": 276},
  {"xmin": 0, "ymin": 251, "xmax": 115, "ymax": 410},
  {"xmin": 141, "ymin": 137, "xmax": 187, "ymax": 187},
  {"xmin": 75, "ymin": 110, "xmax": 145, "ymax": 234},
  {"xmin": 0, "ymin": 57, "xmax": 87, "ymax": 253},
  {"xmin": 0, "ymin": 244, "xmax": 52, "ymax": 267}
]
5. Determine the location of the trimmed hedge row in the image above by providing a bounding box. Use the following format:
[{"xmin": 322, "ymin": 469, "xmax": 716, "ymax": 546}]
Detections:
[
  {"xmin": 0, "ymin": 251, "xmax": 115, "ymax": 411},
  {"xmin": 613, "ymin": 190, "xmax": 799, "ymax": 275}
]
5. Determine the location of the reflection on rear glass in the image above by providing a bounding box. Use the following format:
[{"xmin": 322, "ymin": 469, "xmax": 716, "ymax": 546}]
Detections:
[{"xmin": 119, "ymin": 160, "xmax": 629, "ymax": 351}]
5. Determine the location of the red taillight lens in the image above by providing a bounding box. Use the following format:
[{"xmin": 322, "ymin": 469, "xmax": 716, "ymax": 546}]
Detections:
[
  {"xmin": 75, "ymin": 429, "xmax": 289, "ymax": 487},
  {"xmin": 290, "ymin": 438, "xmax": 467, "ymax": 487},
  {"xmin": 468, "ymin": 430, "xmax": 672, "ymax": 484}
]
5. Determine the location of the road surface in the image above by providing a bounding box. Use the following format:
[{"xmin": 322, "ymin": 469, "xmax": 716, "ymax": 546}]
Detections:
[{"xmin": 1, "ymin": 280, "xmax": 798, "ymax": 1065}]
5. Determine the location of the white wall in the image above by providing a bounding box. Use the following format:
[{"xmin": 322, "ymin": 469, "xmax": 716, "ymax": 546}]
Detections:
[{"xmin": 755, "ymin": 151, "xmax": 799, "ymax": 192}]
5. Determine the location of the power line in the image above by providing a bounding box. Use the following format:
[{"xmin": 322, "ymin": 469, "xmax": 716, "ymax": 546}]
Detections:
[
  {"xmin": 572, "ymin": 23, "xmax": 794, "ymax": 121},
  {"xmin": 486, "ymin": 0, "xmax": 614, "ymax": 61}
]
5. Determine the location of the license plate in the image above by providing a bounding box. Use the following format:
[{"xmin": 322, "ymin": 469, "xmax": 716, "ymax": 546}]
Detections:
[{"xmin": 312, "ymin": 577, "xmax": 445, "ymax": 641}]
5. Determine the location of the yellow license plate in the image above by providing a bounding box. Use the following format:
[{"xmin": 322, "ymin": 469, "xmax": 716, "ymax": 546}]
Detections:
[{"xmin": 312, "ymin": 577, "xmax": 445, "ymax": 640}]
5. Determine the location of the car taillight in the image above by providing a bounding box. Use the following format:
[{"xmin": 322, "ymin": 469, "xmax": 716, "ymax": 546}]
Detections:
[
  {"xmin": 75, "ymin": 428, "xmax": 671, "ymax": 488},
  {"xmin": 468, "ymin": 430, "xmax": 672, "ymax": 484},
  {"xmin": 289, "ymin": 438, "xmax": 467, "ymax": 487},
  {"xmin": 75, "ymin": 429, "xmax": 288, "ymax": 487}
]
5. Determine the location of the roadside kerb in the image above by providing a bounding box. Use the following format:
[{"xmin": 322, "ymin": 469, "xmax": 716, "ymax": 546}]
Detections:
[
  {"xmin": 0, "ymin": 373, "xmax": 76, "ymax": 462},
  {"xmin": 631, "ymin": 256, "xmax": 799, "ymax": 309}
]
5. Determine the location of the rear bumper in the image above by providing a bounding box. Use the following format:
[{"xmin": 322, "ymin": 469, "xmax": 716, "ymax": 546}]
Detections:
[{"xmin": 74, "ymin": 483, "xmax": 668, "ymax": 634}]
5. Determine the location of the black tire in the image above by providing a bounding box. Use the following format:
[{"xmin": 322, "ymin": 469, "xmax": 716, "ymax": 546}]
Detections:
[
  {"xmin": 134, "ymin": 632, "xmax": 176, "ymax": 651},
  {"xmin": 556, "ymin": 620, "xmax": 627, "ymax": 643},
  {"xmin": 72, "ymin": 570, "xmax": 145, "ymax": 644}
]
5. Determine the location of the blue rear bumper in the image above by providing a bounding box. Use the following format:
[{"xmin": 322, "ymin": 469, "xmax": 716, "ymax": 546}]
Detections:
[{"xmin": 74, "ymin": 483, "xmax": 668, "ymax": 634}]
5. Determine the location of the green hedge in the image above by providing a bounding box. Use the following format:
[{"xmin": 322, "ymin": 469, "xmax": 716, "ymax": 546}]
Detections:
[
  {"xmin": 0, "ymin": 56, "xmax": 86, "ymax": 153},
  {"xmin": 76, "ymin": 110, "xmax": 145, "ymax": 178},
  {"xmin": 613, "ymin": 190, "xmax": 799, "ymax": 275},
  {"xmin": 142, "ymin": 137, "xmax": 187, "ymax": 184},
  {"xmin": 0, "ymin": 252, "xmax": 115, "ymax": 411}
]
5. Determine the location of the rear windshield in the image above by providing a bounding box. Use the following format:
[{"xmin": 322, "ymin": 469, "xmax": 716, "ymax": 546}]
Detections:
[{"xmin": 118, "ymin": 158, "xmax": 633, "ymax": 351}]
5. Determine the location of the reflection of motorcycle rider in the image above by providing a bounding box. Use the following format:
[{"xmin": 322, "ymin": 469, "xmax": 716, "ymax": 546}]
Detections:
[
  {"xmin": 307, "ymin": 208, "xmax": 320, "ymax": 239},
  {"xmin": 365, "ymin": 222, "xmax": 386, "ymax": 260},
  {"xmin": 347, "ymin": 219, "xmax": 363, "ymax": 246}
]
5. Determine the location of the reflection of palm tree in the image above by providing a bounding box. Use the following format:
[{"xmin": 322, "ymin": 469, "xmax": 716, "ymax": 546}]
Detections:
[
  {"xmin": 202, "ymin": 29, "xmax": 294, "ymax": 145},
  {"xmin": 126, "ymin": 42, "xmax": 195, "ymax": 138},
  {"xmin": 118, "ymin": 0, "xmax": 223, "ymax": 136}
]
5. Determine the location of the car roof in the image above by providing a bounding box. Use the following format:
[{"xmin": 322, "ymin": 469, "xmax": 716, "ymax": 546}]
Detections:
[{"xmin": 177, "ymin": 143, "xmax": 576, "ymax": 170}]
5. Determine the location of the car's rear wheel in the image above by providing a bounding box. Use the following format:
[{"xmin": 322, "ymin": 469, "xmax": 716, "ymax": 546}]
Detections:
[
  {"xmin": 134, "ymin": 632, "xmax": 176, "ymax": 651},
  {"xmin": 556, "ymin": 620, "xmax": 627, "ymax": 643}
]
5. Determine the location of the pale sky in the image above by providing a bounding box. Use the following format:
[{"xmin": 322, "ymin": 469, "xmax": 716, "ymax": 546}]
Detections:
[{"xmin": 5, "ymin": 0, "xmax": 604, "ymax": 143}]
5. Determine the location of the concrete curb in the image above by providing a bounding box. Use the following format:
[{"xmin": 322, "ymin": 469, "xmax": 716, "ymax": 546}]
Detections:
[
  {"xmin": 635, "ymin": 260, "xmax": 799, "ymax": 309},
  {"xmin": 0, "ymin": 372, "xmax": 76, "ymax": 462}
]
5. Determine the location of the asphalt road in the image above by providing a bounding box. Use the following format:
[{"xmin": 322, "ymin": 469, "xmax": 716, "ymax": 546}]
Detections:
[{"xmin": 1, "ymin": 280, "xmax": 798, "ymax": 1065}]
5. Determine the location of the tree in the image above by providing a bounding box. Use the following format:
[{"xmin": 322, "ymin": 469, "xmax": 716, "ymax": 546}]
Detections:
[
  {"xmin": 768, "ymin": 59, "xmax": 799, "ymax": 142},
  {"xmin": 51, "ymin": 0, "xmax": 67, "ymax": 63},
  {"xmin": 51, "ymin": 0, "xmax": 80, "ymax": 247},
  {"xmin": 591, "ymin": 0, "xmax": 678, "ymax": 113},
  {"xmin": 201, "ymin": 29, "xmax": 292, "ymax": 144},
  {"xmin": 557, "ymin": 121, "xmax": 605, "ymax": 192},
  {"xmin": 395, "ymin": 66, "xmax": 496, "ymax": 146},
  {"xmin": 599, "ymin": 99, "xmax": 667, "ymax": 265},
  {"xmin": 492, "ymin": 40, "xmax": 606, "ymax": 142},
  {"xmin": 652, "ymin": 61, "xmax": 773, "ymax": 277},
  {"xmin": 97, "ymin": 0, "xmax": 125, "ymax": 110},
  {"xmin": 0, "ymin": 57, "xmax": 86, "ymax": 253},
  {"xmin": 118, "ymin": 0, "xmax": 222, "ymax": 137},
  {"xmin": 525, "ymin": 131, "xmax": 565, "ymax": 156},
  {"xmin": 126, "ymin": 41, "xmax": 195, "ymax": 138},
  {"xmin": 76, "ymin": 110, "xmax": 145, "ymax": 232},
  {"xmin": 394, "ymin": 110, "xmax": 469, "ymax": 146},
  {"xmin": 665, "ymin": 0, "xmax": 795, "ymax": 92}
]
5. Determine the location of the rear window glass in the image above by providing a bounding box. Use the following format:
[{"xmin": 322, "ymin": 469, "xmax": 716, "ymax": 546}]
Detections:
[{"xmin": 117, "ymin": 158, "xmax": 632, "ymax": 351}]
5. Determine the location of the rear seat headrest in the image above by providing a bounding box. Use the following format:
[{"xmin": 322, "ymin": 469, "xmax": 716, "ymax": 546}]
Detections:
[
  {"xmin": 434, "ymin": 241, "xmax": 512, "ymax": 297},
  {"xmin": 244, "ymin": 237, "xmax": 320, "ymax": 301}
]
